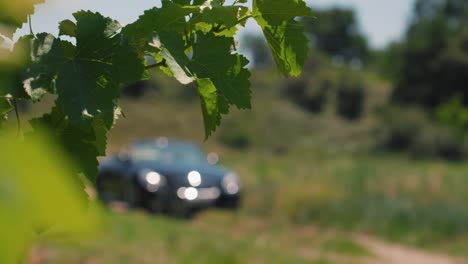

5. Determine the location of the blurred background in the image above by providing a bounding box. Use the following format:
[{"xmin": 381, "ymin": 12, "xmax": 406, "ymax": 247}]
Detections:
[{"xmin": 12, "ymin": 0, "xmax": 468, "ymax": 263}]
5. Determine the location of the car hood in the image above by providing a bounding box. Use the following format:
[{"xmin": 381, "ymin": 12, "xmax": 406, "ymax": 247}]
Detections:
[{"xmin": 134, "ymin": 160, "xmax": 231, "ymax": 187}]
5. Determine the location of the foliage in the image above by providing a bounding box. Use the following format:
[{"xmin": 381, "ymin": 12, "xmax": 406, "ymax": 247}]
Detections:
[
  {"xmin": 436, "ymin": 96, "xmax": 468, "ymax": 132},
  {"xmin": 389, "ymin": 0, "xmax": 468, "ymax": 109},
  {"xmin": 0, "ymin": 129, "xmax": 100, "ymax": 263},
  {"xmin": 335, "ymin": 70, "xmax": 365, "ymax": 120},
  {"xmin": 302, "ymin": 7, "xmax": 369, "ymax": 64},
  {"xmin": 0, "ymin": 0, "xmax": 313, "ymax": 182},
  {"xmin": 0, "ymin": 0, "xmax": 313, "ymax": 261},
  {"xmin": 376, "ymin": 107, "xmax": 466, "ymax": 160}
]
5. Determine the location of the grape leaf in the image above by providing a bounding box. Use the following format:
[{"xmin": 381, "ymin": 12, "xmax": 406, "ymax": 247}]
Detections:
[
  {"xmin": 192, "ymin": 6, "xmax": 248, "ymax": 29},
  {"xmin": 0, "ymin": 36, "xmax": 32, "ymax": 99},
  {"xmin": 59, "ymin": 19, "xmax": 77, "ymax": 38},
  {"xmin": 254, "ymin": 0, "xmax": 312, "ymax": 26},
  {"xmin": 122, "ymin": 3, "xmax": 199, "ymax": 54},
  {"xmin": 190, "ymin": 33, "xmax": 251, "ymax": 109},
  {"xmin": 54, "ymin": 11, "xmax": 145, "ymax": 128},
  {"xmin": 197, "ymin": 78, "xmax": 221, "ymax": 137},
  {"xmin": 253, "ymin": 0, "xmax": 312, "ymax": 77},
  {"xmin": 0, "ymin": 0, "xmax": 45, "ymax": 38},
  {"xmin": 23, "ymin": 33, "xmax": 63, "ymax": 101},
  {"xmin": 0, "ymin": 129, "xmax": 100, "ymax": 263},
  {"xmin": 263, "ymin": 19, "xmax": 310, "ymax": 77},
  {"xmin": 151, "ymin": 31, "xmax": 194, "ymax": 84},
  {"xmin": 0, "ymin": 96, "xmax": 12, "ymax": 126},
  {"xmin": 150, "ymin": 31, "xmax": 251, "ymax": 136},
  {"xmin": 30, "ymin": 102, "xmax": 107, "ymax": 182}
]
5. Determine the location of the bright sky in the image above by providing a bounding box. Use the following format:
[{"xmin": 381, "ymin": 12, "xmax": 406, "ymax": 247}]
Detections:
[{"xmin": 17, "ymin": 0, "xmax": 415, "ymax": 49}]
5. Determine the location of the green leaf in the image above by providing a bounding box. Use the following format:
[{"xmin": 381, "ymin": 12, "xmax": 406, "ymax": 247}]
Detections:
[
  {"xmin": 0, "ymin": 128, "xmax": 100, "ymax": 263},
  {"xmin": 59, "ymin": 19, "xmax": 77, "ymax": 37},
  {"xmin": 253, "ymin": 0, "xmax": 312, "ymax": 76},
  {"xmin": 263, "ymin": 19, "xmax": 309, "ymax": 77},
  {"xmin": 0, "ymin": 36, "xmax": 32, "ymax": 99},
  {"xmin": 23, "ymin": 33, "xmax": 63, "ymax": 101},
  {"xmin": 54, "ymin": 11, "xmax": 145, "ymax": 128},
  {"xmin": 0, "ymin": 95, "xmax": 12, "ymax": 125},
  {"xmin": 192, "ymin": 6, "xmax": 248, "ymax": 29},
  {"xmin": 151, "ymin": 31, "xmax": 194, "ymax": 84},
  {"xmin": 0, "ymin": 0, "xmax": 45, "ymax": 38},
  {"xmin": 197, "ymin": 78, "xmax": 221, "ymax": 138},
  {"xmin": 29, "ymin": 102, "xmax": 107, "ymax": 182},
  {"xmin": 253, "ymin": 0, "xmax": 312, "ymax": 26},
  {"xmin": 122, "ymin": 3, "xmax": 199, "ymax": 54},
  {"xmin": 190, "ymin": 33, "xmax": 251, "ymax": 109}
]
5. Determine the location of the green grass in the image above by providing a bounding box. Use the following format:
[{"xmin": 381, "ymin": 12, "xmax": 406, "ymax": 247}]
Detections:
[
  {"xmin": 23, "ymin": 70, "xmax": 468, "ymax": 261},
  {"xmin": 34, "ymin": 211, "xmax": 366, "ymax": 264}
]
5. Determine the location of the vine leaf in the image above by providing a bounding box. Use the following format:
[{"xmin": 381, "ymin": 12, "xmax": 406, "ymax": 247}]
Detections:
[
  {"xmin": 0, "ymin": 128, "xmax": 100, "ymax": 263},
  {"xmin": 23, "ymin": 33, "xmax": 63, "ymax": 101},
  {"xmin": 150, "ymin": 31, "xmax": 194, "ymax": 85},
  {"xmin": 54, "ymin": 11, "xmax": 145, "ymax": 129},
  {"xmin": 0, "ymin": 96, "xmax": 12, "ymax": 126},
  {"xmin": 122, "ymin": 2, "xmax": 199, "ymax": 54},
  {"xmin": 58, "ymin": 19, "xmax": 77, "ymax": 38},
  {"xmin": 253, "ymin": 0, "xmax": 313, "ymax": 76},
  {"xmin": 197, "ymin": 78, "xmax": 221, "ymax": 137},
  {"xmin": 26, "ymin": 11, "xmax": 145, "ymax": 181},
  {"xmin": 29, "ymin": 103, "xmax": 108, "ymax": 182},
  {"xmin": 0, "ymin": 0, "xmax": 45, "ymax": 38},
  {"xmin": 190, "ymin": 33, "xmax": 251, "ymax": 110},
  {"xmin": 262, "ymin": 19, "xmax": 310, "ymax": 77},
  {"xmin": 151, "ymin": 31, "xmax": 251, "ymax": 137}
]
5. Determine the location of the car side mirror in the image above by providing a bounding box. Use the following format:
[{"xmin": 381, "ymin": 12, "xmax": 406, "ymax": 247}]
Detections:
[{"xmin": 207, "ymin": 152, "xmax": 219, "ymax": 165}]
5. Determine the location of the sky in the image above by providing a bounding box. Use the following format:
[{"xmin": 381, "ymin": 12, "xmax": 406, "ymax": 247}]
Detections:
[{"xmin": 17, "ymin": 0, "xmax": 416, "ymax": 49}]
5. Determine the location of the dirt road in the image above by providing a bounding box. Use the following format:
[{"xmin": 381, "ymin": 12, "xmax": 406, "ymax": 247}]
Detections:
[{"xmin": 356, "ymin": 235, "xmax": 467, "ymax": 264}]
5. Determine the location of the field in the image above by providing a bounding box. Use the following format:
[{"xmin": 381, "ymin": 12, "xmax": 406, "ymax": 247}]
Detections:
[{"xmin": 23, "ymin": 71, "xmax": 468, "ymax": 263}]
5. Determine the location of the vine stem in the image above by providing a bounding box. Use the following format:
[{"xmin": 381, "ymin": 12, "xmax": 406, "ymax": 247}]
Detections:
[
  {"xmin": 28, "ymin": 15, "xmax": 37, "ymax": 39},
  {"xmin": 145, "ymin": 60, "xmax": 166, "ymax": 70},
  {"xmin": 13, "ymin": 99, "xmax": 21, "ymax": 139}
]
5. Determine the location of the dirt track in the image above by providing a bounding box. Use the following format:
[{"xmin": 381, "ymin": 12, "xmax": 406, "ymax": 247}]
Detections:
[{"xmin": 355, "ymin": 235, "xmax": 467, "ymax": 264}]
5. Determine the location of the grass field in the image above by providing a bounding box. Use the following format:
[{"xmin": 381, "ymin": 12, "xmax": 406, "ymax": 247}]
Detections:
[{"xmin": 19, "ymin": 71, "xmax": 468, "ymax": 263}]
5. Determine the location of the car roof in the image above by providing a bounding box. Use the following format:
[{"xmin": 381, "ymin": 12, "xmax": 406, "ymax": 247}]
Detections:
[{"xmin": 130, "ymin": 137, "xmax": 201, "ymax": 150}]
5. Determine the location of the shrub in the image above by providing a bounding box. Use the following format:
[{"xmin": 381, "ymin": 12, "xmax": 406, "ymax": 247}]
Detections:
[
  {"xmin": 376, "ymin": 107, "xmax": 467, "ymax": 160},
  {"xmin": 217, "ymin": 120, "xmax": 251, "ymax": 150},
  {"xmin": 336, "ymin": 74, "xmax": 365, "ymax": 120},
  {"xmin": 284, "ymin": 79, "xmax": 328, "ymax": 113}
]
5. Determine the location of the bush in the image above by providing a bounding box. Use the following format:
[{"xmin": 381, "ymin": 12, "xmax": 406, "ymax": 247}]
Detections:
[
  {"xmin": 376, "ymin": 107, "xmax": 467, "ymax": 160},
  {"xmin": 336, "ymin": 73, "xmax": 365, "ymax": 120},
  {"xmin": 284, "ymin": 79, "xmax": 328, "ymax": 113},
  {"xmin": 217, "ymin": 120, "xmax": 251, "ymax": 150}
]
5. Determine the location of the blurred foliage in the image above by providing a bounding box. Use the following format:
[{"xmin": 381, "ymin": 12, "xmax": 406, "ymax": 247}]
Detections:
[
  {"xmin": 387, "ymin": 0, "xmax": 468, "ymax": 109},
  {"xmin": 302, "ymin": 7, "xmax": 370, "ymax": 64},
  {"xmin": 335, "ymin": 70, "xmax": 365, "ymax": 120},
  {"xmin": 217, "ymin": 119, "xmax": 252, "ymax": 150},
  {"xmin": 0, "ymin": 130, "xmax": 100, "ymax": 263},
  {"xmin": 436, "ymin": 96, "xmax": 468, "ymax": 132},
  {"xmin": 376, "ymin": 107, "xmax": 466, "ymax": 160}
]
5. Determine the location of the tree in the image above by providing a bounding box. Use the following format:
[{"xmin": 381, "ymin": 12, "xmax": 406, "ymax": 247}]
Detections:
[
  {"xmin": 391, "ymin": 0, "xmax": 468, "ymax": 108},
  {"xmin": 302, "ymin": 7, "xmax": 370, "ymax": 64}
]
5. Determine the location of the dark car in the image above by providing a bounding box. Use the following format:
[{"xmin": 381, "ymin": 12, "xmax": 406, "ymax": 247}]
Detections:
[{"xmin": 97, "ymin": 138, "xmax": 241, "ymax": 216}]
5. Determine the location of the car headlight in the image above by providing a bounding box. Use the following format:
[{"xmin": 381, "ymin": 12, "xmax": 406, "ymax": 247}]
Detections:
[
  {"xmin": 138, "ymin": 169, "xmax": 165, "ymax": 192},
  {"xmin": 221, "ymin": 172, "xmax": 240, "ymax": 195},
  {"xmin": 187, "ymin": 170, "xmax": 202, "ymax": 187}
]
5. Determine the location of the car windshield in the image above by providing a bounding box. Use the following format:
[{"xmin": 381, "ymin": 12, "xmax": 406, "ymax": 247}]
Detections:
[{"xmin": 129, "ymin": 142, "xmax": 207, "ymax": 165}]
